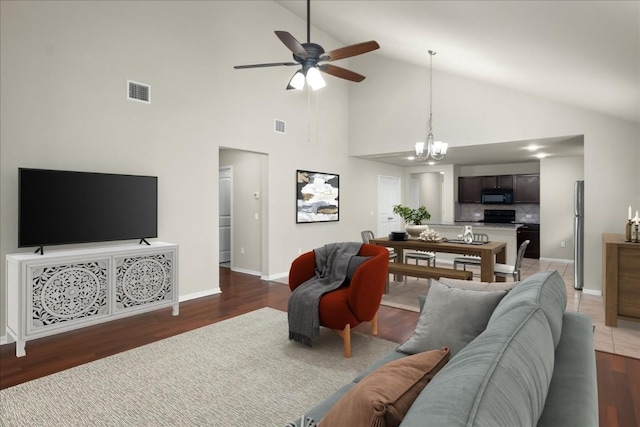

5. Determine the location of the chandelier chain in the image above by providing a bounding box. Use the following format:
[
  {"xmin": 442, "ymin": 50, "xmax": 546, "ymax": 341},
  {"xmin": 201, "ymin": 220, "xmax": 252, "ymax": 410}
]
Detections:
[{"xmin": 414, "ymin": 49, "xmax": 447, "ymax": 162}]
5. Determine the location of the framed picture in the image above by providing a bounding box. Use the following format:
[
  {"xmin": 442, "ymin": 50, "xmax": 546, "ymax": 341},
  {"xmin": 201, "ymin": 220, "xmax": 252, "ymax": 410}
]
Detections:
[{"xmin": 296, "ymin": 170, "xmax": 339, "ymax": 223}]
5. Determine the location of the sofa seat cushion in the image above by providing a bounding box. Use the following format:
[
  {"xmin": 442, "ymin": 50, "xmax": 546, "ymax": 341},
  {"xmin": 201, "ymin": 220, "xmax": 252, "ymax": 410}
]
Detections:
[
  {"xmin": 401, "ymin": 305, "xmax": 555, "ymax": 427},
  {"xmin": 398, "ymin": 280, "xmax": 507, "ymax": 356},
  {"xmin": 489, "ymin": 271, "xmax": 567, "ymax": 348},
  {"xmin": 320, "ymin": 347, "xmax": 450, "ymax": 427}
]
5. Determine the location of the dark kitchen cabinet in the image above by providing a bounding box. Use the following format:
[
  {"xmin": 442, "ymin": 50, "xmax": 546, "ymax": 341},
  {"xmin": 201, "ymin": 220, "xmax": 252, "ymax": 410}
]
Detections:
[
  {"xmin": 517, "ymin": 223, "xmax": 540, "ymax": 259},
  {"xmin": 481, "ymin": 175, "xmax": 514, "ymax": 190},
  {"xmin": 458, "ymin": 176, "xmax": 482, "ymax": 203},
  {"xmin": 515, "ymin": 174, "xmax": 540, "ymax": 203}
]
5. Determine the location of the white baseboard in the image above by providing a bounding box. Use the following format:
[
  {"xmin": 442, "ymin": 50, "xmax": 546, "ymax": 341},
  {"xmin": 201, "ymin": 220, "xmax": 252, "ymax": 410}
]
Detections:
[
  {"xmin": 230, "ymin": 267, "xmax": 262, "ymax": 277},
  {"xmin": 179, "ymin": 288, "xmax": 221, "ymax": 302},
  {"xmin": 582, "ymin": 288, "xmax": 602, "ymax": 296},
  {"xmin": 539, "ymin": 257, "xmax": 573, "ymax": 263},
  {"xmin": 1, "ymin": 335, "xmax": 8, "ymax": 346},
  {"xmin": 262, "ymin": 271, "xmax": 288, "ymax": 281}
]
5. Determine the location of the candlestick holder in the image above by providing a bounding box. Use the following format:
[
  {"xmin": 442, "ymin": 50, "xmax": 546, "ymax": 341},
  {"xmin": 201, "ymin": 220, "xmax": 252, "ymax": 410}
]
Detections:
[
  {"xmin": 626, "ymin": 220, "xmax": 633, "ymax": 242},
  {"xmin": 634, "ymin": 223, "xmax": 640, "ymax": 243}
]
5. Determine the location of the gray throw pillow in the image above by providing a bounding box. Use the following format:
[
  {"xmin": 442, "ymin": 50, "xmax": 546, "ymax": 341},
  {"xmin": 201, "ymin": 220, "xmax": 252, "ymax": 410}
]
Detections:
[
  {"xmin": 345, "ymin": 256, "xmax": 371, "ymax": 282},
  {"xmin": 438, "ymin": 277, "xmax": 516, "ymax": 292},
  {"xmin": 398, "ymin": 280, "xmax": 507, "ymax": 356}
]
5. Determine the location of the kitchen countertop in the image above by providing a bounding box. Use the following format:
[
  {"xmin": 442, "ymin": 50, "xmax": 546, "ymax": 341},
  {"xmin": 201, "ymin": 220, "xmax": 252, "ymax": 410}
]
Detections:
[{"xmin": 427, "ymin": 221, "xmax": 523, "ymax": 230}]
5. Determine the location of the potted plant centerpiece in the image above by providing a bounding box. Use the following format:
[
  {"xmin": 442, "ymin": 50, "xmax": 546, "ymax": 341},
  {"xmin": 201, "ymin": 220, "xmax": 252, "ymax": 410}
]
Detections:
[{"xmin": 392, "ymin": 205, "xmax": 431, "ymax": 237}]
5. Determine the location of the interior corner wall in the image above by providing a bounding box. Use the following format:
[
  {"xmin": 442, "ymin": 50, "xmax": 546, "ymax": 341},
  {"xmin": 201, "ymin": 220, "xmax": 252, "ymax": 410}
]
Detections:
[
  {"xmin": 219, "ymin": 149, "xmax": 266, "ymax": 275},
  {"xmin": 349, "ymin": 54, "xmax": 639, "ymax": 293}
]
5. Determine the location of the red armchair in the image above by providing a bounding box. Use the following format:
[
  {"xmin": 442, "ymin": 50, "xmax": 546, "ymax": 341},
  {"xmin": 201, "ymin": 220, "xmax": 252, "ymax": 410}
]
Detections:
[{"xmin": 288, "ymin": 243, "xmax": 390, "ymax": 357}]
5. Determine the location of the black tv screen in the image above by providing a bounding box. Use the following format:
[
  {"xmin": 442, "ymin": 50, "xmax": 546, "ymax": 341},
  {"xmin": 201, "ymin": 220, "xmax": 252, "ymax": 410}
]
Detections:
[{"xmin": 19, "ymin": 168, "xmax": 158, "ymax": 248}]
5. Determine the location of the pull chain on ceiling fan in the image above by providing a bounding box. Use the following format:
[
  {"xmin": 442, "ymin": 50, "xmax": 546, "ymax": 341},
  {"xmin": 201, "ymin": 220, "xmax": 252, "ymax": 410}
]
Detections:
[{"xmin": 234, "ymin": 0, "xmax": 379, "ymax": 90}]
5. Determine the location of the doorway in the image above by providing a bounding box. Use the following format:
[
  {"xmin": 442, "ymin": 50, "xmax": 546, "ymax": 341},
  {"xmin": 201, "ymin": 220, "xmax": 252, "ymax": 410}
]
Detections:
[
  {"xmin": 219, "ymin": 166, "xmax": 232, "ymax": 265},
  {"xmin": 378, "ymin": 175, "xmax": 401, "ymax": 236}
]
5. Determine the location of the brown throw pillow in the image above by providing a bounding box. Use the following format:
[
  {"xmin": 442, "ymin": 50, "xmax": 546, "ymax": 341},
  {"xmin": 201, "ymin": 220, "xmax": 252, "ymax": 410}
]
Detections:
[{"xmin": 319, "ymin": 347, "xmax": 450, "ymax": 427}]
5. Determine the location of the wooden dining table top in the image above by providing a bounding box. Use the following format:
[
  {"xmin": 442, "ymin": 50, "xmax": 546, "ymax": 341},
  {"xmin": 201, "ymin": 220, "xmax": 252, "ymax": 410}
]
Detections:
[
  {"xmin": 369, "ymin": 237, "xmax": 508, "ymax": 282},
  {"xmin": 369, "ymin": 237, "xmax": 506, "ymax": 257}
]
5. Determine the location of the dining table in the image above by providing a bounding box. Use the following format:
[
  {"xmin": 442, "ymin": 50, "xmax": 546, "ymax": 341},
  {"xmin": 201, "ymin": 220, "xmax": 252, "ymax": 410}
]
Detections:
[{"xmin": 369, "ymin": 237, "xmax": 508, "ymax": 282}]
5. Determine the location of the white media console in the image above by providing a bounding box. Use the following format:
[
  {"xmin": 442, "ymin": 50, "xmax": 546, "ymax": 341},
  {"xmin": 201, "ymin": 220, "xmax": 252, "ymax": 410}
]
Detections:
[{"xmin": 6, "ymin": 242, "xmax": 179, "ymax": 357}]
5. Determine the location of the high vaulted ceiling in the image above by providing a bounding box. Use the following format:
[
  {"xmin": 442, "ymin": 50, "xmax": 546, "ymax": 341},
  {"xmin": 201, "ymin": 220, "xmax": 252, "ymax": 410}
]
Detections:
[{"xmin": 275, "ymin": 1, "xmax": 639, "ymax": 166}]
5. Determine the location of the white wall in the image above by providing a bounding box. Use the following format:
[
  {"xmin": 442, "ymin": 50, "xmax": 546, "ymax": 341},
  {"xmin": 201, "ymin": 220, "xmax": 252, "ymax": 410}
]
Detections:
[
  {"xmin": 0, "ymin": 1, "xmax": 407, "ymax": 340},
  {"xmin": 349, "ymin": 54, "xmax": 639, "ymax": 293},
  {"xmin": 540, "ymin": 156, "xmax": 584, "ymax": 260},
  {"xmin": 413, "ymin": 172, "xmax": 443, "ymax": 222}
]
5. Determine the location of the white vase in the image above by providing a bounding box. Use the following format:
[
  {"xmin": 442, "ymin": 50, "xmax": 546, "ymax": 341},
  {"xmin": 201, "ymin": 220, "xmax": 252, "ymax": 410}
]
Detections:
[{"xmin": 406, "ymin": 224, "xmax": 428, "ymax": 238}]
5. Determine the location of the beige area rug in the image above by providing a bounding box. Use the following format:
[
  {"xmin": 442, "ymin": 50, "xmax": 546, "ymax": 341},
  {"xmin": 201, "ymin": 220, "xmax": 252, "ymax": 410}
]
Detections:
[
  {"xmin": 0, "ymin": 308, "xmax": 397, "ymax": 427},
  {"xmin": 381, "ymin": 278, "xmax": 430, "ymax": 312}
]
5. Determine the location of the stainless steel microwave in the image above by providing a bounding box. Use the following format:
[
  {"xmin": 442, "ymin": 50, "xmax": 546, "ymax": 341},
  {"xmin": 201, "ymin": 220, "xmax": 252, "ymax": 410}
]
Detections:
[{"xmin": 481, "ymin": 189, "xmax": 514, "ymax": 204}]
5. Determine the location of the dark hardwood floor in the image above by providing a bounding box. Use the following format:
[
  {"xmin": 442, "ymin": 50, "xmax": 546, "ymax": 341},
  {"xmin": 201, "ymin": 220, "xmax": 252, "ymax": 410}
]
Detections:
[{"xmin": 1, "ymin": 267, "xmax": 638, "ymax": 427}]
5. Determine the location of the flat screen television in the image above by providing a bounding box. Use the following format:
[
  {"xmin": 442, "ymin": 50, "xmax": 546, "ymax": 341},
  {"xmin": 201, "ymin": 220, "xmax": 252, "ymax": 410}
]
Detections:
[{"xmin": 19, "ymin": 168, "xmax": 158, "ymax": 250}]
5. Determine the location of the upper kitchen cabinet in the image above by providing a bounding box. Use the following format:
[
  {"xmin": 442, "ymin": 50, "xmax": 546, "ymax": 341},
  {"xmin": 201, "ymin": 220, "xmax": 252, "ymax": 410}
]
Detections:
[
  {"xmin": 482, "ymin": 175, "xmax": 514, "ymax": 190},
  {"xmin": 515, "ymin": 174, "xmax": 540, "ymax": 203},
  {"xmin": 458, "ymin": 176, "xmax": 482, "ymax": 203}
]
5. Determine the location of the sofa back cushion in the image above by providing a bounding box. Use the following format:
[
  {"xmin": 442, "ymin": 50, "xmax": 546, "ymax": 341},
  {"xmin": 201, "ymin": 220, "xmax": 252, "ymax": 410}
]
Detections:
[
  {"xmin": 489, "ymin": 270, "xmax": 567, "ymax": 348},
  {"xmin": 401, "ymin": 305, "xmax": 555, "ymax": 426}
]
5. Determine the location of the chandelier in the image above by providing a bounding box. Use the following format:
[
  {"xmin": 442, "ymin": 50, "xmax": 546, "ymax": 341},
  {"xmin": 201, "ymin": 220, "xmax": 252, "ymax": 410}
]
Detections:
[{"xmin": 415, "ymin": 50, "xmax": 448, "ymax": 162}]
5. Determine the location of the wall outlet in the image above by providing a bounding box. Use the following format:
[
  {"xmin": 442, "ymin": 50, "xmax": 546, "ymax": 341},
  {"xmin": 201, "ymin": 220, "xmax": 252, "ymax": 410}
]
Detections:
[
  {"xmin": 370, "ymin": 210, "xmax": 374, "ymax": 216},
  {"xmin": 560, "ymin": 241, "xmax": 566, "ymax": 248},
  {"xmin": 474, "ymin": 213, "xmax": 481, "ymax": 217},
  {"xmin": 254, "ymin": 212, "xmax": 259, "ymax": 220},
  {"xmin": 525, "ymin": 214, "xmax": 532, "ymax": 218},
  {"xmin": 298, "ymin": 248, "xmax": 302, "ymax": 255},
  {"xmin": 241, "ymin": 247, "xmax": 245, "ymax": 254}
]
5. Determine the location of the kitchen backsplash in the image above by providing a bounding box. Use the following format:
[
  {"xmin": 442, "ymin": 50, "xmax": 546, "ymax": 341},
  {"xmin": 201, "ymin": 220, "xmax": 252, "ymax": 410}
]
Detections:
[{"xmin": 456, "ymin": 203, "xmax": 540, "ymax": 223}]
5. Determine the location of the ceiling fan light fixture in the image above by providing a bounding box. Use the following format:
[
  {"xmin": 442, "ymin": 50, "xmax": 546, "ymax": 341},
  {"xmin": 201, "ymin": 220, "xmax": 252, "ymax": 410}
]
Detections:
[
  {"xmin": 306, "ymin": 66, "xmax": 326, "ymax": 90},
  {"xmin": 288, "ymin": 70, "xmax": 306, "ymax": 90}
]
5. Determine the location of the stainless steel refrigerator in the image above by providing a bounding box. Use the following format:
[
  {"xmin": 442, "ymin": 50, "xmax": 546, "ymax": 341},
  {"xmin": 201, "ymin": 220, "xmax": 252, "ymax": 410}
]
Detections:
[{"xmin": 574, "ymin": 180, "xmax": 584, "ymax": 289}]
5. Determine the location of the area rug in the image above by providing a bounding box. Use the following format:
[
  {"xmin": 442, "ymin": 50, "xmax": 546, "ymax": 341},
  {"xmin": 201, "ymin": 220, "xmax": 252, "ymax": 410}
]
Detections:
[{"xmin": 0, "ymin": 308, "xmax": 398, "ymax": 427}]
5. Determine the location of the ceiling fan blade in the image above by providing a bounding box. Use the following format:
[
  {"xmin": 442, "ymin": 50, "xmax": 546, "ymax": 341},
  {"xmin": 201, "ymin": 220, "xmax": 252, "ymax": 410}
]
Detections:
[
  {"xmin": 275, "ymin": 31, "xmax": 308, "ymax": 58},
  {"xmin": 320, "ymin": 41, "xmax": 380, "ymax": 62},
  {"xmin": 234, "ymin": 62, "xmax": 298, "ymax": 69},
  {"xmin": 319, "ymin": 64, "xmax": 365, "ymax": 82}
]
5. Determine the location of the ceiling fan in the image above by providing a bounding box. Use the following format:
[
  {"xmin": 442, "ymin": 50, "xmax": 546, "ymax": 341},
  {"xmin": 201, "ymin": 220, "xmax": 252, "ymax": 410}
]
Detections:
[{"xmin": 233, "ymin": 0, "xmax": 379, "ymax": 91}]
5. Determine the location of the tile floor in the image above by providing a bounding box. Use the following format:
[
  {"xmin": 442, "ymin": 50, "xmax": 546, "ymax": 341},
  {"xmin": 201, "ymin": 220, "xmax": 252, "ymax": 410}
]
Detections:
[{"xmin": 381, "ymin": 258, "xmax": 640, "ymax": 359}]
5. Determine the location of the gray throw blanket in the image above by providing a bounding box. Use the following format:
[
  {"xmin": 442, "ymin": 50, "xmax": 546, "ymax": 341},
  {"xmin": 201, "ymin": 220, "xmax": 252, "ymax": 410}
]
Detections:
[{"xmin": 288, "ymin": 242, "xmax": 362, "ymax": 347}]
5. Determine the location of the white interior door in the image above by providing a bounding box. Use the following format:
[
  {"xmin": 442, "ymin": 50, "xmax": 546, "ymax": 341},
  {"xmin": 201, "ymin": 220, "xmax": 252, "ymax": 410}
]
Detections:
[
  {"xmin": 378, "ymin": 175, "xmax": 401, "ymax": 237},
  {"xmin": 219, "ymin": 167, "xmax": 232, "ymax": 264}
]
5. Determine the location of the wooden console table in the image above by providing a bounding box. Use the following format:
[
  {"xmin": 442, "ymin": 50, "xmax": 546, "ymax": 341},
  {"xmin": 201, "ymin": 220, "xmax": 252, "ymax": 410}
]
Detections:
[
  {"xmin": 370, "ymin": 237, "xmax": 507, "ymax": 282},
  {"xmin": 602, "ymin": 234, "xmax": 640, "ymax": 327}
]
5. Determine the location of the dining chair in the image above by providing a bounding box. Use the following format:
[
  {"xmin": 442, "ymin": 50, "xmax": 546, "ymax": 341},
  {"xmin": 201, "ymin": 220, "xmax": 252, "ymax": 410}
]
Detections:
[
  {"xmin": 361, "ymin": 230, "xmax": 397, "ymax": 262},
  {"xmin": 452, "ymin": 233, "xmax": 490, "ymax": 276},
  {"xmin": 494, "ymin": 239, "xmax": 530, "ymax": 281},
  {"xmin": 403, "ymin": 250, "xmax": 436, "ymax": 284}
]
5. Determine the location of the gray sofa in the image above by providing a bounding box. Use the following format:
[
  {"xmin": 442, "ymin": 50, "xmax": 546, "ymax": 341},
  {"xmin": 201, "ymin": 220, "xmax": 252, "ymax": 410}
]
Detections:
[{"xmin": 292, "ymin": 271, "xmax": 598, "ymax": 426}]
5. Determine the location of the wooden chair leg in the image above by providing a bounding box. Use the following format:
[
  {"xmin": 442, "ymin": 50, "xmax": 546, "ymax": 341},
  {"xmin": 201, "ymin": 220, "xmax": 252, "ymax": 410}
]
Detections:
[
  {"xmin": 371, "ymin": 312, "xmax": 378, "ymax": 336},
  {"xmin": 334, "ymin": 324, "xmax": 351, "ymax": 358}
]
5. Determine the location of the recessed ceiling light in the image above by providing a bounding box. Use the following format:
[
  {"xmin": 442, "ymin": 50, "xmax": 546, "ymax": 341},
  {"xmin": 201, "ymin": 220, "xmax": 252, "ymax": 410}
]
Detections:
[
  {"xmin": 427, "ymin": 161, "xmax": 436, "ymax": 166},
  {"xmin": 407, "ymin": 156, "xmax": 416, "ymax": 161},
  {"xmin": 526, "ymin": 144, "xmax": 541, "ymax": 151},
  {"xmin": 535, "ymin": 153, "xmax": 548, "ymax": 159}
]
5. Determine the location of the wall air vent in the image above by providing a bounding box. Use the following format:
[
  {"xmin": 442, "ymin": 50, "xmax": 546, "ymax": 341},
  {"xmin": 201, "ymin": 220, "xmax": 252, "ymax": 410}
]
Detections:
[
  {"xmin": 274, "ymin": 119, "xmax": 286, "ymax": 134},
  {"xmin": 127, "ymin": 80, "xmax": 150, "ymax": 104}
]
